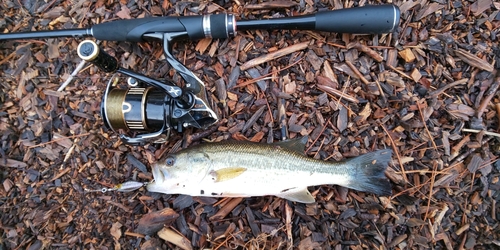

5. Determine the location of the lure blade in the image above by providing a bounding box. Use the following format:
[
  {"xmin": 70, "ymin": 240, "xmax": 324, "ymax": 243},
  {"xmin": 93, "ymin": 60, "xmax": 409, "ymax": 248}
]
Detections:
[{"xmin": 114, "ymin": 181, "xmax": 147, "ymax": 192}]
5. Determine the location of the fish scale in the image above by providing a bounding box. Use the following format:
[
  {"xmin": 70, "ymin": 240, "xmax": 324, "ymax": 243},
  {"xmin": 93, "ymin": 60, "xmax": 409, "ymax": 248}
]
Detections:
[{"xmin": 147, "ymin": 137, "xmax": 393, "ymax": 203}]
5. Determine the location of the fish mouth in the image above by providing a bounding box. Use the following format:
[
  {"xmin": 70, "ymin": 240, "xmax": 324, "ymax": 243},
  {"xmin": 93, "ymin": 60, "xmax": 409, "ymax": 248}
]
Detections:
[
  {"xmin": 151, "ymin": 164, "xmax": 165, "ymax": 182},
  {"xmin": 147, "ymin": 164, "xmax": 165, "ymax": 193}
]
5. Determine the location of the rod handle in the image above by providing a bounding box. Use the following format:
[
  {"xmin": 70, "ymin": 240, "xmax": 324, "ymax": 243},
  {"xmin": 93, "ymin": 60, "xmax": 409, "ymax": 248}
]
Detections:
[{"xmin": 315, "ymin": 5, "xmax": 400, "ymax": 34}]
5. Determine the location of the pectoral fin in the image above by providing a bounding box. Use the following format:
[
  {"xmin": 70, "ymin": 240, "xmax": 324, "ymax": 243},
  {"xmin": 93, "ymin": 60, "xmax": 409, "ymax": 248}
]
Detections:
[
  {"xmin": 276, "ymin": 187, "xmax": 315, "ymax": 203},
  {"xmin": 210, "ymin": 167, "xmax": 247, "ymax": 182}
]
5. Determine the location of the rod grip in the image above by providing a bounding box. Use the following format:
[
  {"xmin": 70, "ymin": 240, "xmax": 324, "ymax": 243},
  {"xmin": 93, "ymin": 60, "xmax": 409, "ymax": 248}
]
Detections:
[
  {"xmin": 91, "ymin": 17, "xmax": 186, "ymax": 42},
  {"xmin": 315, "ymin": 5, "xmax": 400, "ymax": 34}
]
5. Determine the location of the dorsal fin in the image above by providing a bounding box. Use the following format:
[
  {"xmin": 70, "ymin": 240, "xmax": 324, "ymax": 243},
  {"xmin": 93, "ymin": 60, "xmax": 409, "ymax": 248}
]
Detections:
[{"xmin": 274, "ymin": 136, "xmax": 308, "ymax": 155}]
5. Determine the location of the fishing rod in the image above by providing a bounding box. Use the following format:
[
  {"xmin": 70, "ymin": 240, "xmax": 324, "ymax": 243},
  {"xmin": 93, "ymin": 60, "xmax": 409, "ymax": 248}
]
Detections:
[
  {"xmin": 0, "ymin": 5, "xmax": 401, "ymax": 145},
  {"xmin": 0, "ymin": 5, "xmax": 399, "ymax": 41}
]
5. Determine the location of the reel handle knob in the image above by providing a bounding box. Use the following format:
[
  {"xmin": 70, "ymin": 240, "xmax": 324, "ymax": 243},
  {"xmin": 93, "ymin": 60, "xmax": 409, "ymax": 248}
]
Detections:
[{"xmin": 77, "ymin": 40, "xmax": 119, "ymax": 72}]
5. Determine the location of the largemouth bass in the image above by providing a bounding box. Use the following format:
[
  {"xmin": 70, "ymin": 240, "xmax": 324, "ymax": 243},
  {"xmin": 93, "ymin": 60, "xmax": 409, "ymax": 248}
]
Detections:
[{"xmin": 147, "ymin": 137, "xmax": 392, "ymax": 203}]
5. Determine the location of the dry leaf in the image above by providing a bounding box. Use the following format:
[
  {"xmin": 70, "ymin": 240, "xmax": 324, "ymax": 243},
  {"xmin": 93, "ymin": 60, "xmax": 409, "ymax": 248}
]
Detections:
[
  {"xmin": 284, "ymin": 77, "xmax": 296, "ymax": 94},
  {"xmin": 446, "ymin": 103, "xmax": 475, "ymax": 120},
  {"xmin": 116, "ymin": 5, "xmax": 131, "ymax": 19},
  {"xmin": 110, "ymin": 222, "xmax": 122, "ymax": 241}
]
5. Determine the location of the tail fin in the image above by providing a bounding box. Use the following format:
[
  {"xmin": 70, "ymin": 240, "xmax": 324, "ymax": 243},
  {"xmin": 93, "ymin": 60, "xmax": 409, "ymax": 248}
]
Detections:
[{"xmin": 344, "ymin": 149, "xmax": 393, "ymax": 196}]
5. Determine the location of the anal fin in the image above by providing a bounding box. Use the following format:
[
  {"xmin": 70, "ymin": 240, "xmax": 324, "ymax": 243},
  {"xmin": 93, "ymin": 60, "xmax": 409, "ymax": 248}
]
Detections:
[{"xmin": 276, "ymin": 187, "xmax": 315, "ymax": 203}]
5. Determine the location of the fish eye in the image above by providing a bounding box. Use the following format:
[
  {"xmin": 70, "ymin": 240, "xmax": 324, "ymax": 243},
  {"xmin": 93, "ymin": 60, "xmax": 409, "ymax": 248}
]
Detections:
[{"xmin": 165, "ymin": 157, "xmax": 175, "ymax": 167}]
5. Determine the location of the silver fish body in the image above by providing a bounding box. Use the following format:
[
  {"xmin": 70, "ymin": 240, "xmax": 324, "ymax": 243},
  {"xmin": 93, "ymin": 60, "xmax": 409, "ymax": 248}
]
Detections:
[{"xmin": 147, "ymin": 137, "xmax": 392, "ymax": 203}]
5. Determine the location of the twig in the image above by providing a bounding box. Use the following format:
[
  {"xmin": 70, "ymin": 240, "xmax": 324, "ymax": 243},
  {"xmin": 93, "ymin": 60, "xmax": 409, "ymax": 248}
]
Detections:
[
  {"xmin": 379, "ymin": 123, "xmax": 408, "ymax": 184},
  {"xmin": 476, "ymin": 72, "xmax": 500, "ymax": 118},
  {"xmin": 387, "ymin": 65, "xmax": 413, "ymax": 80},
  {"xmin": 213, "ymin": 231, "xmax": 237, "ymax": 250},
  {"xmin": 336, "ymin": 76, "xmax": 351, "ymax": 108},
  {"xmin": 49, "ymin": 168, "xmax": 71, "ymax": 182},
  {"xmin": 233, "ymin": 57, "xmax": 304, "ymax": 89},
  {"xmin": 326, "ymin": 42, "xmax": 346, "ymax": 49},
  {"xmin": 313, "ymin": 137, "xmax": 326, "ymax": 159},
  {"xmin": 462, "ymin": 128, "xmax": 500, "ymax": 138},
  {"xmin": 261, "ymin": 89, "xmax": 274, "ymax": 124},
  {"xmin": 423, "ymin": 161, "xmax": 438, "ymax": 221},
  {"xmin": 371, "ymin": 72, "xmax": 387, "ymax": 104},
  {"xmin": 0, "ymin": 50, "xmax": 18, "ymax": 66},
  {"xmin": 428, "ymin": 78, "xmax": 468, "ymax": 97},
  {"xmin": 450, "ymin": 137, "xmax": 493, "ymax": 167},
  {"xmin": 416, "ymin": 99, "xmax": 438, "ymax": 150},
  {"xmin": 345, "ymin": 61, "xmax": 369, "ymax": 84},
  {"xmin": 240, "ymin": 41, "xmax": 310, "ymax": 70},
  {"xmin": 347, "ymin": 42, "xmax": 384, "ymax": 62},
  {"xmin": 28, "ymin": 132, "xmax": 91, "ymax": 149},
  {"xmin": 316, "ymin": 84, "xmax": 359, "ymax": 104},
  {"xmin": 185, "ymin": 124, "xmax": 219, "ymax": 145},
  {"xmin": 306, "ymin": 120, "xmax": 332, "ymax": 153}
]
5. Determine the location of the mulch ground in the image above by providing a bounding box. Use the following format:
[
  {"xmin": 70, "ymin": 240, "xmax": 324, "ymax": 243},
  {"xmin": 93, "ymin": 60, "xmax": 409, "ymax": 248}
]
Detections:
[{"xmin": 1, "ymin": 0, "xmax": 500, "ymax": 249}]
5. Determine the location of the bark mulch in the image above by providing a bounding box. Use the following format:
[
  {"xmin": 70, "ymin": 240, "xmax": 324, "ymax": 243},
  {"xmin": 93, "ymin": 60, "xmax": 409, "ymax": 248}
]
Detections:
[{"xmin": 1, "ymin": 0, "xmax": 499, "ymax": 249}]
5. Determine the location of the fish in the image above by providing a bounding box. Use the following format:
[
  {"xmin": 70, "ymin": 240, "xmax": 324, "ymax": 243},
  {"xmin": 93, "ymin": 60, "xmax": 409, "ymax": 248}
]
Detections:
[{"xmin": 147, "ymin": 137, "xmax": 392, "ymax": 203}]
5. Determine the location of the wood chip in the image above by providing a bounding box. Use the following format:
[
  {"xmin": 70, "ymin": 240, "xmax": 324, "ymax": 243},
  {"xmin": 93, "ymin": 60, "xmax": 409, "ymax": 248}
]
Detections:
[
  {"xmin": 415, "ymin": 3, "xmax": 445, "ymax": 20},
  {"xmin": 136, "ymin": 208, "xmax": 179, "ymax": 235},
  {"xmin": 195, "ymin": 38, "xmax": 212, "ymax": 54},
  {"xmin": 0, "ymin": 158, "xmax": 28, "ymax": 168},
  {"xmin": 209, "ymin": 197, "xmax": 243, "ymax": 221},
  {"xmin": 158, "ymin": 228, "xmax": 192, "ymax": 250},
  {"xmin": 454, "ymin": 48, "xmax": 494, "ymax": 72},
  {"xmin": 245, "ymin": 0, "xmax": 298, "ymax": 9},
  {"xmin": 411, "ymin": 68, "xmax": 422, "ymax": 82},
  {"xmin": 399, "ymin": 48, "xmax": 416, "ymax": 63}
]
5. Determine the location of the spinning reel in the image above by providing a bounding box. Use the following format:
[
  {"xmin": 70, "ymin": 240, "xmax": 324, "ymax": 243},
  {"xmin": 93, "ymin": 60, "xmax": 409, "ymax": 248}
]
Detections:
[{"xmin": 77, "ymin": 39, "xmax": 218, "ymax": 145}]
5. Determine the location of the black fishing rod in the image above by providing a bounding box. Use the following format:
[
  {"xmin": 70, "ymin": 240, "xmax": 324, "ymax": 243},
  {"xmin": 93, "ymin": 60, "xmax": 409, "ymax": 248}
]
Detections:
[
  {"xmin": 0, "ymin": 5, "xmax": 399, "ymax": 42},
  {"xmin": 0, "ymin": 4, "xmax": 400, "ymax": 145}
]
